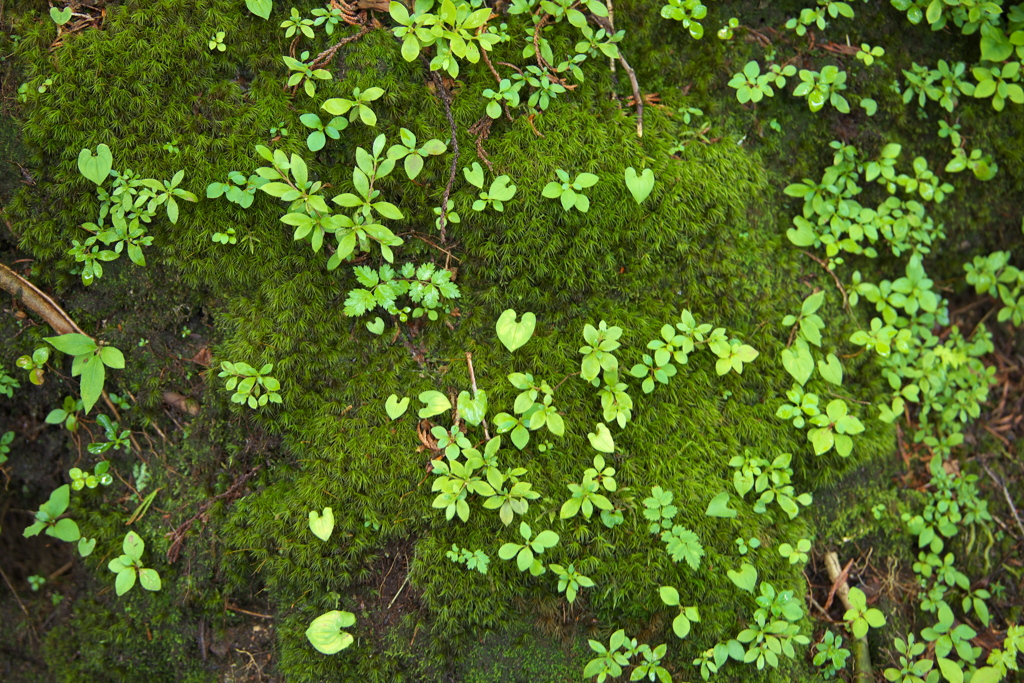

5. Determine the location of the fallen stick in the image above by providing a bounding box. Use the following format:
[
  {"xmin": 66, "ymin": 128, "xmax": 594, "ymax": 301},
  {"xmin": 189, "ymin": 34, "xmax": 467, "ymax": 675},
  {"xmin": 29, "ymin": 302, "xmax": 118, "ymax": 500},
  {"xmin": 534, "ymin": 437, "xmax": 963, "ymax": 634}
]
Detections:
[{"xmin": 824, "ymin": 551, "xmax": 872, "ymax": 683}]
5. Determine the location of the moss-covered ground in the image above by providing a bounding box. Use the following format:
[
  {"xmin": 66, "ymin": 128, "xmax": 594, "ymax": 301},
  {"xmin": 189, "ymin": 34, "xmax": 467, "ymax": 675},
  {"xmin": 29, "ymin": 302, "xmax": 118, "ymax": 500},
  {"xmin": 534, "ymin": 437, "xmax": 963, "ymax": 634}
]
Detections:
[{"xmin": 1, "ymin": 1, "xmax": 1022, "ymax": 681}]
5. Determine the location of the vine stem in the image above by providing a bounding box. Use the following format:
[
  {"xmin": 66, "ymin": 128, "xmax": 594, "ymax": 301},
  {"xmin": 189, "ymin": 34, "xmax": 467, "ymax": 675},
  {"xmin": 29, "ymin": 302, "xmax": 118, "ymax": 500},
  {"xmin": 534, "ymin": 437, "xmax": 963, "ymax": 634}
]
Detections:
[
  {"xmin": 800, "ymin": 250, "xmax": 850, "ymax": 312},
  {"xmin": 465, "ymin": 352, "xmax": 490, "ymax": 440},
  {"xmin": 430, "ymin": 70, "xmax": 459, "ymax": 243},
  {"xmin": 824, "ymin": 552, "xmax": 873, "ymax": 683}
]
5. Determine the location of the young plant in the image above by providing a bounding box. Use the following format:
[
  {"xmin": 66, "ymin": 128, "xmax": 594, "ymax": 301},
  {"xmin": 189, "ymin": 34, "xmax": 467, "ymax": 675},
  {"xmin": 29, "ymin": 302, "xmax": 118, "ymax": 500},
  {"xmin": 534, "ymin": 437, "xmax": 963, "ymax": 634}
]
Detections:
[
  {"xmin": 843, "ymin": 586, "xmax": 886, "ymax": 638},
  {"xmin": 305, "ymin": 610, "xmax": 356, "ymax": 655},
  {"xmin": 446, "ymin": 545, "xmax": 490, "ymax": 574},
  {"xmin": 86, "ymin": 414, "xmax": 130, "ymax": 454},
  {"xmin": 542, "ymin": 169, "xmax": 600, "ymax": 213},
  {"xmin": 23, "ymin": 485, "xmax": 80, "ymax": 542},
  {"xmin": 281, "ymin": 8, "xmax": 314, "ymax": 38},
  {"xmin": 549, "ymin": 563, "xmax": 595, "ymax": 603},
  {"xmin": 322, "ymin": 86, "xmax": 385, "ymax": 126},
  {"xmin": 0, "ymin": 430, "xmax": 12, "ymax": 464},
  {"xmin": 44, "ymin": 334, "xmax": 124, "ymax": 414},
  {"xmin": 387, "ymin": 128, "xmax": 447, "ymax": 180},
  {"xmin": 45, "ymin": 396, "xmax": 84, "ymax": 432},
  {"xmin": 560, "ymin": 469, "xmax": 613, "ymax": 520},
  {"xmin": 299, "ymin": 113, "xmax": 348, "ymax": 152},
  {"xmin": 793, "ymin": 66, "xmax": 850, "ymax": 113},
  {"xmin": 15, "ymin": 346, "xmax": 50, "ymax": 385},
  {"xmin": 482, "ymin": 78, "xmax": 523, "ymax": 118},
  {"xmin": 463, "ymin": 162, "xmax": 517, "ymax": 211},
  {"xmin": 208, "ymin": 30, "xmax": 226, "ymax": 51},
  {"xmin": 282, "ymin": 51, "xmax": 331, "ymax": 97},
  {"xmin": 217, "ymin": 361, "xmax": 283, "ymax": 409},
  {"xmin": 206, "ymin": 171, "xmax": 267, "ymax": 208},
  {"xmin": 579, "ymin": 320, "xmax": 622, "ymax": 384},
  {"xmin": 728, "ymin": 61, "xmax": 796, "ymax": 103},
  {"xmin": 660, "ymin": 0, "xmax": 709, "ymax": 39},
  {"xmin": 814, "ymin": 629, "xmax": 851, "ymax": 678},
  {"xmin": 659, "ymin": 586, "xmax": 701, "ymax": 639},
  {"xmin": 808, "ymin": 399, "xmax": 865, "ymax": 456},
  {"xmin": 778, "ymin": 538, "xmax": 811, "ymax": 564},
  {"xmin": 107, "ymin": 531, "xmax": 161, "ymax": 596},
  {"xmin": 497, "ymin": 521, "xmax": 559, "ymax": 575},
  {"xmin": 342, "ymin": 262, "xmax": 460, "ymax": 321}
]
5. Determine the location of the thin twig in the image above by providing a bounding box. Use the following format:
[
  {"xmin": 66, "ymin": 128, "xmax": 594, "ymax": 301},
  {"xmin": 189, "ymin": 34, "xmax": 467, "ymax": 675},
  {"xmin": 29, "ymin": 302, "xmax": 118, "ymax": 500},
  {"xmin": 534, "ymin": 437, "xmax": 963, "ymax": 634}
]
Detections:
[
  {"xmin": 226, "ymin": 603, "xmax": 274, "ymax": 619},
  {"xmin": 310, "ymin": 22, "xmax": 372, "ymax": 70},
  {"xmin": 616, "ymin": 52, "xmax": 643, "ymax": 137},
  {"xmin": 801, "ymin": 250, "xmax": 850, "ymax": 312},
  {"xmin": 981, "ymin": 460, "xmax": 1024, "ymax": 540},
  {"xmin": 466, "ymin": 352, "xmax": 491, "ymax": 440},
  {"xmin": 387, "ymin": 573, "xmax": 411, "ymax": 609},
  {"xmin": 430, "ymin": 71, "xmax": 459, "ymax": 243}
]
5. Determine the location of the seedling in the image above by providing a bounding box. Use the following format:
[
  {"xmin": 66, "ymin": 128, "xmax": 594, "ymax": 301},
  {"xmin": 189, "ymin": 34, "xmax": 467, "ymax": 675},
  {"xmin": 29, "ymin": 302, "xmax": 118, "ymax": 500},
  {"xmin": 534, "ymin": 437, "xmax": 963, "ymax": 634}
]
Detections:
[
  {"xmin": 542, "ymin": 169, "xmax": 599, "ymax": 212},
  {"xmin": 107, "ymin": 531, "xmax": 161, "ymax": 596},
  {"xmin": 305, "ymin": 610, "xmax": 355, "ymax": 654},
  {"xmin": 24, "ymin": 485, "xmax": 80, "ymax": 542}
]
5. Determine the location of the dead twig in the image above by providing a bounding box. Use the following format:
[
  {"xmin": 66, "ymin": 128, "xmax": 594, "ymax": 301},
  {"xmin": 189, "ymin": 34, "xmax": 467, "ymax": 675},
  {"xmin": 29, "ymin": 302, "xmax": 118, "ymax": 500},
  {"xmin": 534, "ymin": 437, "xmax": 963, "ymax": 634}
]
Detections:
[
  {"xmin": 981, "ymin": 460, "xmax": 1024, "ymax": 540},
  {"xmin": 466, "ymin": 352, "xmax": 491, "ymax": 440},
  {"xmin": 166, "ymin": 466, "xmax": 263, "ymax": 563},
  {"xmin": 429, "ymin": 70, "xmax": 459, "ymax": 243}
]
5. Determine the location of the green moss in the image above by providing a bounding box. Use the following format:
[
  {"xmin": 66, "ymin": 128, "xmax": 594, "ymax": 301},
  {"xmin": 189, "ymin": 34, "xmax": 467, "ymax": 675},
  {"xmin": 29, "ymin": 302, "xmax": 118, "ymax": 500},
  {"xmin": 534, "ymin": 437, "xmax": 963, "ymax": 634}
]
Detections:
[{"xmin": 11, "ymin": 0, "xmax": 1022, "ymax": 680}]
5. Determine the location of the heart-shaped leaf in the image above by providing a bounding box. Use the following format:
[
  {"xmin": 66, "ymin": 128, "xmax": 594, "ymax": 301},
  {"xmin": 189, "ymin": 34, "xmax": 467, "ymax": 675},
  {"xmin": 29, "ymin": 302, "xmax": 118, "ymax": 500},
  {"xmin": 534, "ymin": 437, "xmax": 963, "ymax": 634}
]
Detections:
[
  {"xmin": 78, "ymin": 537, "xmax": 96, "ymax": 557},
  {"xmin": 780, "ymin": 340, "xmax": 814, "ymax": 386},
  {"xmin": 727, "ymin": 563, "xmax": 758, "ymax": 593},
  {"xmin": 496, "ymin": 309, "xmax": 536, "ymax": 352},
  {"xmin": 817, "ymin": 354, "xmax": 843, "ymax": 385},
  {"xmin": 366, "ymin": 317, "xmax": 384, "ymax": 335},
  {"xmin": 305, "ymin": 610, "xmax": 356, "ymax": 654},
  {"xmin": 624, "ymin": 166, "xmax": 655, "ymax": 204},
  {"xmin": 587, "ymin": 423, "xmax": 615, "ymax": 453},
  {"xmin": 77, "ymin": 144, "xmax": 113, "ymax": 186},
  {"xmin": 705, "ymin": 491, "xmax": 738, "ymax": 518},
  {"xmin": 457, "ymin": 390, "xmax": 487, "ymax": 426},
  {"xmin": 50, "ymin": 7, "xmax": 72, "ymax": 24},
  {"xmin": 385, "ymin": 394, "xmax": 409, "ymax": 420},
  {"xmin": 309, "ymin": 507, "xmax": 334, "ymax": 541},
  {"xmin": 418, "ymin": 390, "xmax": 451, "ymax": 418}
]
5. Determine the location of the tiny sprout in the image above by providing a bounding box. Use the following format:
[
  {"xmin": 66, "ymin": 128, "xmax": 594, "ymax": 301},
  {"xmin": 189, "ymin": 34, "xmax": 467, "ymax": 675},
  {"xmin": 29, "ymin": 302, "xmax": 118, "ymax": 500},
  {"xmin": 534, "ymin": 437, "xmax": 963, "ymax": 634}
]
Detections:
[
  {"xmin": 208, "ymin": 31, "xmax": 226, "ymax": 52},
  {"xmin": 717, "ymin": 17, "xmax": 739, "ymax": 40},
  {"xmin": 856, "ymin": 43, "xmax": 884, "ymax": 66}
]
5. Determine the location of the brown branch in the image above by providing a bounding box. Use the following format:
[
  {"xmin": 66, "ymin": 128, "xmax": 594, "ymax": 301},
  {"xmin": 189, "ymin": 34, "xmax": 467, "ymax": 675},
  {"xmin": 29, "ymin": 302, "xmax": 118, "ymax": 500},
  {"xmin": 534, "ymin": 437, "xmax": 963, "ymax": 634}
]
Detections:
[
  {"xmin": 465, "ymin": 352, "xmax": 490, "ymax": 440},
  {"xmin": 429, "ymin": 71, "xmax": 459, "ymax": 243},
  {"xmin": 0, "ymin": 262, "xmax": 85, "ymax": 335},
  {"xmin": 800, "ymin": 250, "xmax": 850, "ymax": 312},
  {"xmin": 166, "ymin": 465, "xmax": 263, "ymax": 563},
  {"xmin": 824, "ymin": 552, "xmax": 872, "ymax": 683},
  {"xmin": 310, "ymin": 22, "xmax": 372, "ymax": 70},
  {"xmin": 616, "ymin": 52, "xmax": 643, "ymax": 137},
  {"xmin": 981, "ymin": 460, "xmax": 1024, "ymax": 540}
]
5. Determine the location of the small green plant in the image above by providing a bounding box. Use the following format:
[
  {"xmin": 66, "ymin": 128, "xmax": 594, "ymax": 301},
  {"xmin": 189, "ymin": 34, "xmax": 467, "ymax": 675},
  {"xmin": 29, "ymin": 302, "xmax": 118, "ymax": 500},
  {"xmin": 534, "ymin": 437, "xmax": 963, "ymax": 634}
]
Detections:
[
  {"xmin": 87, "ymin": 414, "xmax": 130, "ymax": 454},
  {"xmin": 463, "ymin": 163, "xmax": 517, "ymax": 211},
  {"xmin": 322, "ymin": 87, "xmax": 385, "ymax": 127},
  {"xmin": 387, "ymin": 128, "xmax": 447, "ymax": 180},
  {"xmin": 660, "ymin": 0, "xmax": 709, "ymax": 39},
  {"xmin": 734, "ymin": 536, "xmax": 760, "ymax": 555},
  {"xmin": 282, "ymin": 51, "xmax": 331, "ymax": 97},
  {"xmin": 778, "ymin": 538, "xmax": 811, "ymax": 564},
  {"xmin": 45, "ymin": 396, "xmax": 84, "ymax": 431},
  {"xmin": 24, "ymin": 485, "xmax": 80, "ymax": 542},
  {"xmin": 306, "ymin": 610, "xmax": 356, "ymax": 654},
  {"xmin": 312, "ymin": 6, "xmax": 344, "ymax": 34},
  {"xmin": 584, "ymin": 629, "xmax": 638, "ymax": 682},
  {"xmin": 560, "ymin": 466, "xmax": 613, "ymax": 520},
  {"xmin": 542, "ymin": 169, "xmax": 600, "ymax": 213},
  {"xmin": 298, "ymin": 113, "xmax": 348, "ymax": 152},
  {"xmin": 482, "ymin": 78, "xmax": 523, "ymax": 118},
  {"xmin": 343, "ymin": 262, "xmax": 460, "ymax": 321},
  {"xmin": 270, "ymin": 121, "xmax": 289, "ymax": 137},
  {"xmin": 844, "ymin": 586, "xmax": 886, "ymax": 638},
  {"xmin": 208, "ymin": 30, "xmax": 226, "ymax": 51},
  {"xmin": 107, "ymin": 531, "xmax": 161, "ymax": 596},
  {"xmin": 0, "ymin": 364, "xmax": 19, "ymax": 398},
  {"xmin": 44, "ymin": 334, "xmax": 124, "ymax": 414},
  {"xmin": 212, "ymin": 227, "xmax": 237, "ymax": 244},
  {"xmin": 813, "ymin": 629, "xmax": 851, "ymax": 678},
  {"xmin": 856, "ymin": 43, "xmax": 884, "ymax": 66},
  {"xmin": 217, "ymin": 361, "xmax": 283, "ymax": 409},
  {"xmin": 28, "ymin": 575, "xmax": 46, "ymax": 591},
  {"xmin": 793, "ymin": 66, "xmax": 850, "ymax": 113},
  {"xmin": 281, "ymin": 8, "xmax": 315, "ymax": 38},
  {"xmin": 446, "ymin": 545, "xmax": 490, "ymax": 574},
  {"xmin": 807, "ymin": 399, "xmax": 865, "ymax": 456},
  {"xmin": 0, "ymin": 431, "xmax": 14, "ymax": 465},
  {"xmin": 659, "ymin": 586, "xmax": 700, "ymax": 639},
  {"xmin": 728, "ymin": 61, "xmax": 796, "ymax": 104},
  {"xmin": 497, "ymin": 521, "xmax": 559, "ymax": 575},
  {"xmin": 207, "ymin": 171, "xmax": 266, "ymax": 208},
  {"xmin": 972, "ymin": 62, "xmax": 1023, "ymax": 111},
  {"xmin": 388, "ymin": 0, "xmax": 501, "ymax": 77},
  {"xmin": 15, "ymin": 346, "xmax": 50, "ymax": 385},
  {"xmin": 550, "ymin": 564, "xmax": 595, "ymax": 603},
  {"xmin": 579, "ymin": 320, "xmax": 622, "ymax": 384},
  {"xmin": 69, "ymin": 461, "xmax": 113, "ymax": 490}
]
